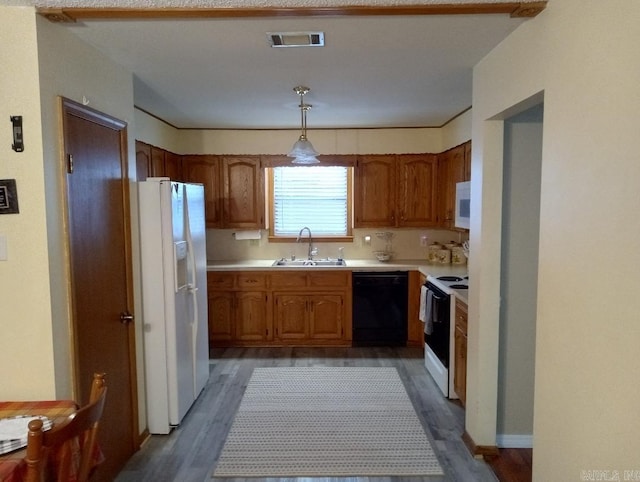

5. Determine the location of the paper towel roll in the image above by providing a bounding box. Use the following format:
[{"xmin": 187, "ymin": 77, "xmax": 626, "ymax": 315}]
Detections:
[{"xmin": 233, "ymin": 230, "xmax": 261, "ymax": 240}]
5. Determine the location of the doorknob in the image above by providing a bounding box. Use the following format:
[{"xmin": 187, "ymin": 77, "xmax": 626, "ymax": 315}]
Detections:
[{"xmin": 120, "ymin": 312, "xmax": 134, "ymax": 324}]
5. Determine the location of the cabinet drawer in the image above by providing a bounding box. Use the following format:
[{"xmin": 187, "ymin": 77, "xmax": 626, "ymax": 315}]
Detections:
[
  {"xmin": 236, "ymin": 273, "xmax": 267, "ymax": 289},
  {"xmin": 270, "ymin": 272, "xmax": 308, "ymax": 288},
  {"xmin": 308, "ymin": 271, "xmax": 350, "ymax": 288},
  {"xmin": 207, "ymin": 272, "xmax": 234, "ymax": 290}
]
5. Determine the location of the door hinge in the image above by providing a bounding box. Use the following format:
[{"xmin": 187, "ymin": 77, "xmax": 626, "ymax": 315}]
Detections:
[{"xmin": 67, "ymin": 154, "xmax": 74, "ymax": 174}]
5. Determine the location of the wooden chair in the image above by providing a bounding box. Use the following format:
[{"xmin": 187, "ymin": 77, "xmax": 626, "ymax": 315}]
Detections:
[{"xmin": 24, "ymin": 373, "xmax": 107, "ymax": 482}]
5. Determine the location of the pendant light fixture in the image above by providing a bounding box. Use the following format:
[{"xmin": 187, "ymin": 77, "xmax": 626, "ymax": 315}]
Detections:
[{"xmin": 288, "ymin": 85, "xmax": 320, "ymax": 164}]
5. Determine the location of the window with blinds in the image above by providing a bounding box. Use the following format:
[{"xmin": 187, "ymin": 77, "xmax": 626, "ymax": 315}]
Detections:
[{"xmin": 271, "ymin": 166, "xmax": 351, "ymax": 237}]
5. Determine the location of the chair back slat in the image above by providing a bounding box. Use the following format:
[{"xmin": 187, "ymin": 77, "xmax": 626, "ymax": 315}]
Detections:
[{"xmin": 25, "ymin": 373, "xmax": 107, "ymax": 482}]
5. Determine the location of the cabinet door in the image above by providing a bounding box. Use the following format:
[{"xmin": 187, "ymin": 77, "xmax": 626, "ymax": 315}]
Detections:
[
  {"xmin": 208, "ymin": 291, "xmax": 234, "ymax": 345},
  {"xmin": 164, "ymin": 151, "xmax": 183, "ymax": 181},
  {"xmin": 183, "ymin": 155, "xmax": 222, "ymax": 228},
  {"xmin": 354, "ymin": 155, "xmax": 396, "ymax": 227},
  {"xmin": 235, "ymin": 291, "xmax": 269, "ymax": 342},
  {"xmin": 436, "ymin": 151, "xmax": 450, "ymax": 227},
  {"xmin": 397, "ymin": 154, "xmax": 438, "ymax": 227},
  {"xmin": 222, "ymin": 156, "xmax": 265, "ymax": 229},
  {"xmin": 135, "ymin": 141, "xmax": 151, "ymax": 181},
  {"xmin": 309, "ymin": 294, "xmax": 343, "ymax": 340},
  {"xmin": 274, "ymin": 294, "xmax": 308, "ymax": 341},
  {"xmin": 454, "ymin": 326, "xmax": 467, "ymax": 406},
  {"xmin": 454, "ymin": 298, "xmax": 468, "ymax": 405},
  {"xmin": 150, "ymin": 146, "xmax": 166, "ymax": 177},
  {"xmin": 438, "ymin": 144, "xmax": 466, "ymax": 229},
  {"xmin": 407, "ymin": 271, "xmax": 425, "ymax": 346}
]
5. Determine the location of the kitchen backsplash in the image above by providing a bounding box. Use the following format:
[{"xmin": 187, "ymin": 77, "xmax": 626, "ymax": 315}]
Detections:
[{"xmin": 206, "ymin": 228, "xmax": 468, "ymax": 262}]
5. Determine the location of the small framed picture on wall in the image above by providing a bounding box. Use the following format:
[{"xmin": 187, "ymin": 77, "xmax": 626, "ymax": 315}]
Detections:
[{"xmin": 0, "ymin": 179, "xmax": 19, "ymax": 214}]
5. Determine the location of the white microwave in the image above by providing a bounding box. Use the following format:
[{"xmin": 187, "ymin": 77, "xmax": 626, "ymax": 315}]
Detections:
[{"xmin": 455, "ymin": 181, "xmax": 471, "ymax": 229}]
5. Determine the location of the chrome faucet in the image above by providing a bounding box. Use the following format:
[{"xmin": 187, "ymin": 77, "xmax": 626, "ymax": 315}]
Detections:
[{"xmin": 297, "ymin": 226, "xmax": 317, "ymax": 260}]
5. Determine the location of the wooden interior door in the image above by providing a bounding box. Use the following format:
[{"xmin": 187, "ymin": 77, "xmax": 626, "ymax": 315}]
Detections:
[{"xmin": 62, "ymin": 98, "xmax": 138, "ymax": 481}]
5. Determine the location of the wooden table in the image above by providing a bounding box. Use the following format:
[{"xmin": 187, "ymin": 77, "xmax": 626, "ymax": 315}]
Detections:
[{"xmin": 0, "ymin": 400, "xmax": 101, "ymax": 482}]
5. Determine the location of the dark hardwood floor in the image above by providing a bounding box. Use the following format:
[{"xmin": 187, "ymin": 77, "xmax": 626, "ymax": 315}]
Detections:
[
  {"xmin": 116, "ymin": 347, "xmax": 528, "ymax": 482},
  {"xmin": 486, "ymin": 448, "xmax": 533, "ymax": 482}
]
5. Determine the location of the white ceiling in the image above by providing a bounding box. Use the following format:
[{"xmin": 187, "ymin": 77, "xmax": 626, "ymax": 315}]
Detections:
[{"xmin": 4, "ymin": 1, "xmax": 541, "ymax": 129}]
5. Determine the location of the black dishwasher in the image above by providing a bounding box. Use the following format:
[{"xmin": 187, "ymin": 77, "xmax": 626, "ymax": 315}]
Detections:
[{"xmin": 352, "ymin": 272, "xmax": 408, "ymax": 346}]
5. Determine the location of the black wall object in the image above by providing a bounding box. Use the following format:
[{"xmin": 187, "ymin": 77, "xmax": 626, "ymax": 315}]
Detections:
[
  {"xmin": 0, "ymin": 179, "xmax": 19, "ymax": 214},
  {"xmin": 10, "ymin": 116, "xmax": 24, "ymax": 152}
]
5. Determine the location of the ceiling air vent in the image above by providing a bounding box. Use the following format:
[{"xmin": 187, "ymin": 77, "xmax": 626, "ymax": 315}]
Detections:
[{"xmin": 267, "ymin": 32, "xmax": 325, "ymax": 48}]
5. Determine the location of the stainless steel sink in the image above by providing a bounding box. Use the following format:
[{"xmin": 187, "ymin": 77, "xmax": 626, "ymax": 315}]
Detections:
[{"xmin": 272, "ymin": 258, "xmax": 347, "ymax": 267}]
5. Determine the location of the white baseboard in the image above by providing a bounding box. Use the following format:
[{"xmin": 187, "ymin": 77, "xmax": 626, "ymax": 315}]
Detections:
[{"xmin": 496, "ymin": 434, "xmax": 533, "ymax": 448}]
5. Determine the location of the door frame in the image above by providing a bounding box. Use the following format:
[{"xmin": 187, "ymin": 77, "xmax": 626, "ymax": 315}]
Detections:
[{"xmin": 59, "ymin": 96, "xmax": 139, "ymax": 437}]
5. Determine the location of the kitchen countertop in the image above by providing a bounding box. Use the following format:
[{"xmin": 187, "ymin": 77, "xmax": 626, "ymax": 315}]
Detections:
[{"xmin": 206, "ymin": 259, "xmax": 469, "ymax": 303}]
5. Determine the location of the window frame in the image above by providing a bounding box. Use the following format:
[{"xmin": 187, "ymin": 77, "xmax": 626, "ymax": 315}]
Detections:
[{"xmin": 267, "ymin": 166, "xmax": 353, "ymax": 242}]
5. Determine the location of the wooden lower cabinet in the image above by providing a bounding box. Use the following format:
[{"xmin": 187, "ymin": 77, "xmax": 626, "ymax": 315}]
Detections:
[
  {"xmin": 274, "ymin": 293, "xmax": 344, "ymax": 343},
  {"xmin": 208, "ymin": 289, "xmax": 269, "ymax": 345},
  {"xmin": 454, "ymin": 297, "xmax": 468, "ymax": 406},
  {"xmin": 208, "ymin": 290, "xmax": 234, "ymax": 344},
  {"xmin": 207, "ymin": 272, "xmax": 270, "ymax": 346},
  {"xmin": 234, "ymin": 291, "xmax": 270, "ymax": 342},
  {"xmin": 208, "ymin": 270, "xmax": 350, "ymax": 347},
  {"xmin": 274, "ymin": 294, "xmax": 308, "ymax": 341},
  {"xmin": 309, "ymin": 294, "xmax": 343, "ymax": 340},
  {"xmin": 407, "ymin": 271, "xmax": 425, "ymax": 346}
]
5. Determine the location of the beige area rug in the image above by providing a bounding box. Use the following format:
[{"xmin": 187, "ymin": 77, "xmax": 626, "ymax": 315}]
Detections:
[{"xmin": 212, "ymin": 366, "xmax": 444, "ymax": 477}]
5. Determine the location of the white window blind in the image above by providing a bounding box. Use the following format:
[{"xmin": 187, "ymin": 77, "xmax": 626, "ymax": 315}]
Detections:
[{"xmin": 273, "ymin": 166, "xmax": 348, "ymax": 236}]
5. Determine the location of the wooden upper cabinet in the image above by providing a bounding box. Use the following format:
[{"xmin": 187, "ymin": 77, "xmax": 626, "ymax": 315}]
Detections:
[
  {"xmin": 438, "ymin": 141, "xmax": 470, "ymax": 229},
  {"xmin": 221, "ymin": 156, "xmax": 264, "ymax": 229},
  {"xmin": 354, "ymin": 155, "xmax": 397, "ymax": 227},
  {"xmin": 135, "ymin": 141, "xmax": 151, "ymax": 181},
  {"xmin": 135, "ymin": 140, "xmax": 182, "ymax": 181},
  {"xmin": 183, "ymin": 155, "xmax": 222, "ymax": 228},
  {"xmin": 397, "ymin": 154, "xmax": 438, "ymax": 227},
  {"xmin": 150, "ymin": 146, "xmax": 166, "ymax": 177},
  {"xmin": 164, "ymin": 151, "xmax": 183, "ymax": 181},
  {"xmin": 437, "ymin": 150, "xmax": 450, "ymax": 227}
]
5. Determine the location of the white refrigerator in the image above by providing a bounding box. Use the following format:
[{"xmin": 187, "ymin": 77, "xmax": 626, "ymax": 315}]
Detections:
[{"xmin": 138, "ymin": 178, "xmax": 209, "ymax": 434}]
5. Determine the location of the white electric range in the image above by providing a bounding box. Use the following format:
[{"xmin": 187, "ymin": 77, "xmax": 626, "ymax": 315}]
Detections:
[{"xmin": 423, "ymin": 274, "xmax": 468, "ymax": 398}]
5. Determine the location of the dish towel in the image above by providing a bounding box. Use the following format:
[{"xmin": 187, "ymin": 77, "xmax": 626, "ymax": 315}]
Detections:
[{"xmin": 419, "ymin": 285, "xmax": 435, "ymax": 335}]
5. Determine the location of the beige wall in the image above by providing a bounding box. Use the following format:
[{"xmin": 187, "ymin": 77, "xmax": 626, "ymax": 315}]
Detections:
[
  {"xmin": 469, "ymin": 0, "xmax": 640, "ymax": 479},
  {"xmin": 136, "ymin": 108, "xmax": 446, "ymax": 156},
  {"xmin": 0, "ymin": 5, "xmax": 144, "ymax": 422},
  {"xmin": 442, "ymin": 108, "xmax": 472, "ymax": 151},
  {"xmin": 34, "ymin": 14, "xmax": 146, "ymax": 430},
  {"xmin": 207, "ymin": 228, "xmax": 467, "ymax": 262},
  {"xmin": 0, "ymin": 8, "xmax": 55, "ymax": 400}
]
